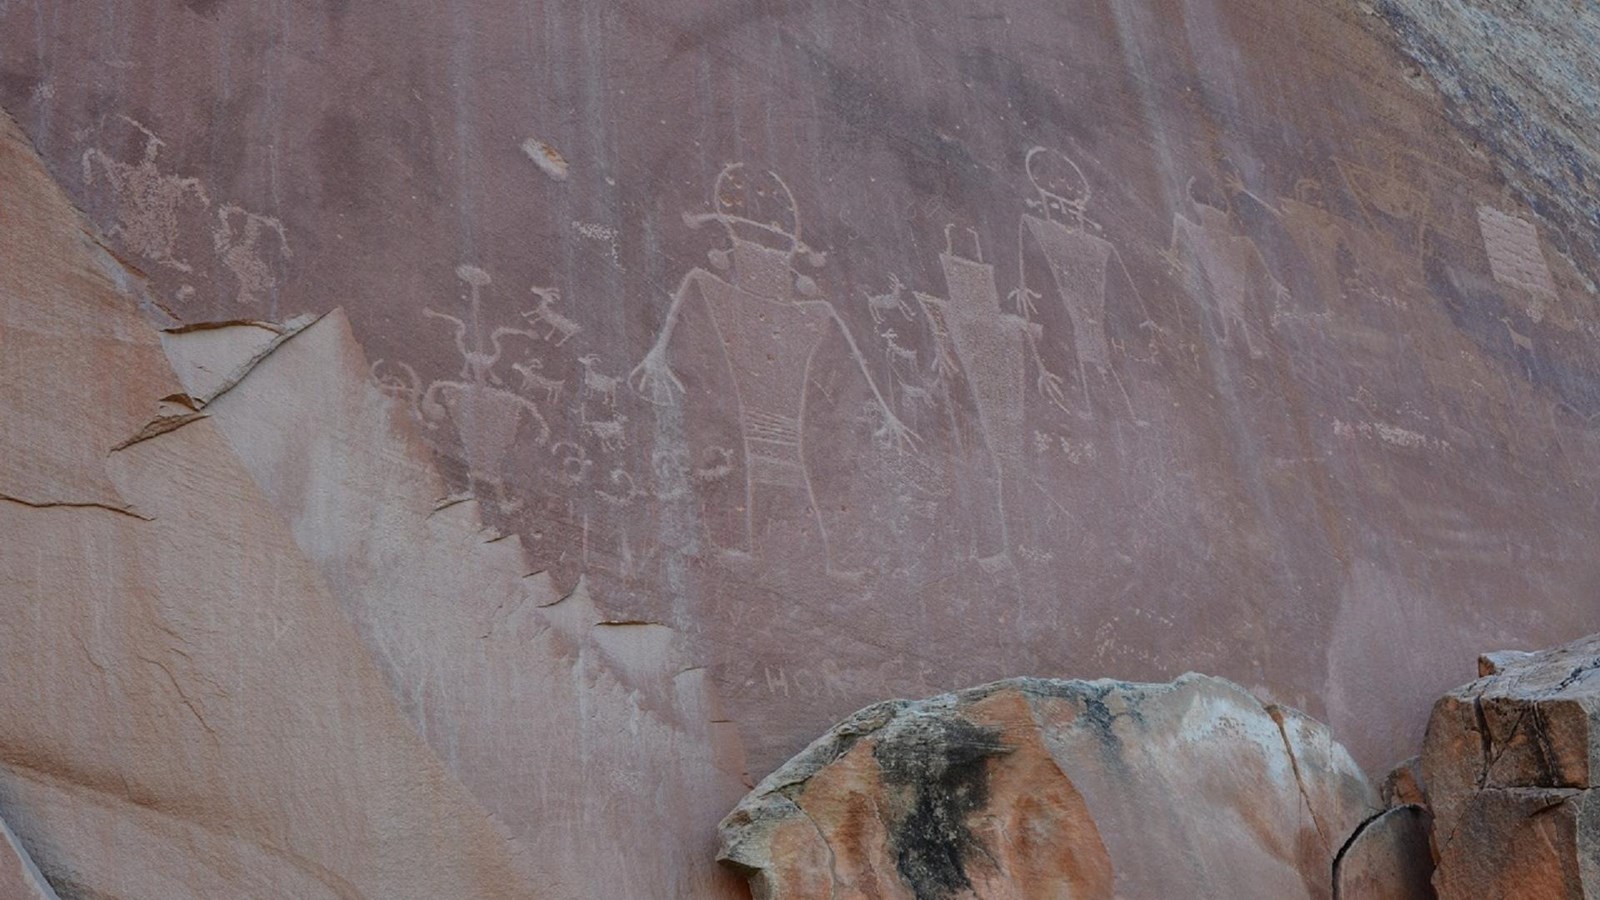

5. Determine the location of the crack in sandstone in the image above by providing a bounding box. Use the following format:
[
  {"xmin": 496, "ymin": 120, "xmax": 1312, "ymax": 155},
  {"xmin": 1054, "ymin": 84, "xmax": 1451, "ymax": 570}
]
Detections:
[
  {"xmin": 1267, "ymin": 705, "xmax": 1337, "ymax": 855},
  {"xmin": 0, "ymin": 492, "xmax": 151, "ymax": 522}
]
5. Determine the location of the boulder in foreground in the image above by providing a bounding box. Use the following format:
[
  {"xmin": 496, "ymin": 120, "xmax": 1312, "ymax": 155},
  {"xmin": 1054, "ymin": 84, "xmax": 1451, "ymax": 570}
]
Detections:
[{"xmin": 719, "ymin": 674, "xmax": 1378, "ymax": 899}]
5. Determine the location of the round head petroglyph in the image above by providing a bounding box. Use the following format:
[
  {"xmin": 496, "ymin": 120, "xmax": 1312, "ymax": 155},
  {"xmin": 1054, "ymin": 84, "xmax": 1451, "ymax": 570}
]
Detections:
[{"xmin": 1025, "ymin": 147, "xmax": 1091, "ymax": 227}]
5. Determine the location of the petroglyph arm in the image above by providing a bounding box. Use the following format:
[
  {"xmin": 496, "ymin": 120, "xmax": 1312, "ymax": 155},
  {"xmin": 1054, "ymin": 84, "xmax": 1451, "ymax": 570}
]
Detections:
[
  {"xmin": 822, "ymin": 302, "xmax": 919, "ymax": 452},
  {"xmin": 629, "ymin": 273, "xmax": 702, "ymax": 402}
]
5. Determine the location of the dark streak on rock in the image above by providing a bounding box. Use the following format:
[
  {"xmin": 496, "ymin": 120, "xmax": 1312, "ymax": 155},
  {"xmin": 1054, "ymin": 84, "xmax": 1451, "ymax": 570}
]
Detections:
[{"xmin": 873, "ymin": 716, "xmax": 1010, "ymax": 899}]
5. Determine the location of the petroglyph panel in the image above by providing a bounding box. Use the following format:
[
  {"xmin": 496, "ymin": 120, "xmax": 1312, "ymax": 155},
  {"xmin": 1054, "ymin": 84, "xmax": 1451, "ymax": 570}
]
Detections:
[{"xmin": 4, "ymin": 0, "xmax": 1600, "ymax": 895}]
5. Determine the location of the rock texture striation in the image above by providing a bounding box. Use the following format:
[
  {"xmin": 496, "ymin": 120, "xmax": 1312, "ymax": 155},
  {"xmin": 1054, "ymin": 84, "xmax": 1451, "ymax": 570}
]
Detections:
[
  {"xmin": 1421, "ymin": 635, "xmax": 1600, "ymax": 899},
  {"xmin": 720, "ymin": 675, "xmax": 1378, "ymax": 898}
]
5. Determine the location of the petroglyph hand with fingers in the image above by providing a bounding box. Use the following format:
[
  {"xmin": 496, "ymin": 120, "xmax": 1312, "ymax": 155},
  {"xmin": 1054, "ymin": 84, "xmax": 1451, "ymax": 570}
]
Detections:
[{"xmin": 630, "ymin": 340, "xmax": 687, "ymax": 403}]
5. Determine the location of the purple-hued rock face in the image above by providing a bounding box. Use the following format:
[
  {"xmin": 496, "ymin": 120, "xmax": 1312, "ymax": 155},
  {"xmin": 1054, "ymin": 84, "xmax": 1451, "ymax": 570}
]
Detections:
[{"xmin": 2, "ymin": 0, "xmax": 1598, "ymax": 895}]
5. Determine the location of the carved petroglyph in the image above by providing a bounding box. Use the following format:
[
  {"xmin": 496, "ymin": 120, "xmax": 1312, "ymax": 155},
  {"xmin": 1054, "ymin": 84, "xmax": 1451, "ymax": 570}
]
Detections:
[
  {"xmin": 911, "ymin": 227, "xmax": 1038, "ymax": 568},
  {"xmin": 583, "ymin": 414, "xmax": 629, "ymax": 453},
  {"xmin": 524, "ymin": 285, "xmax": 582, "ymax": 346},
  {"xmin": 862, "ymin": 272, "xmax": 916, "ymax": 325},
  {"xmin": 82, "ymin": 117, "xmax": 210, "ymax": 272},
  {"xmin": 81, "ymin": 118, "xmax": 293, "ymax": 307},
  {"xmin": 1477, "ymin": 205, "xmax": 1557, "ymax": 322},
  {"xmin": 1017, "ymin": 147, "xmax": 1139, "ymax": 414},
  {"xmin": 630, "ymin": 164, "xmax": 914, "ymax": 572},
  {"xmin": 1333, "ymin": 145, "xmax": 1434, "ymax": 255},
  {"xmin": 213, "ymin": 204, "xmax": 290, "ymax": 306},
  {"xmin": 511, "ymin": 357, "xmax": 566, "ymax": 403},
  {"xmin": 572, "ymin": 220, "xmax": 621, "ymax": 265},
  {"xmin": 1167, "ymin": 172, "xmax": 1288, "ymax": 361},
  {"xmin": 577, "ymin": 354, "xmax": 622, "ymax": 415},
  {"xmin": 376, "ymin": 265, "xmax": 553, "ymax": 511}
]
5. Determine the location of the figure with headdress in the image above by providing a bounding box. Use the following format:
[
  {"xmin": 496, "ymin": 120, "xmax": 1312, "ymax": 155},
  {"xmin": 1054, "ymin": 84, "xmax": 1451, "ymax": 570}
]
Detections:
[
  {"xmin": 631, "ymin": 164, "xmax": 914, "ymax": 572},
  {"xmin": 1016, "ymin": 146, "xmax": 1148, "ymax": 417}
]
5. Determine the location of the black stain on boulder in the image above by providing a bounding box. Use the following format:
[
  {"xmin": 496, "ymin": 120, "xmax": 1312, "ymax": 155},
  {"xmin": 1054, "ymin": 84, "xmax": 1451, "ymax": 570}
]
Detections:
[{"xmin": 873, "ymin": 716, "xmax": 1011, "ymax": 899}]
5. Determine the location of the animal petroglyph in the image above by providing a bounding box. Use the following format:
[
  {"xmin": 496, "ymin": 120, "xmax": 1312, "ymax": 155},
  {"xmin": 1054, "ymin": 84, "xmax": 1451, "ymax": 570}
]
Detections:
[
  {"xmin": 577, "ymin": 353, "xmax": 622, "ymax": 414},
  {"xmin": 524, "ymin": 285, "xmax": 582, "ymax": 346},
  {"xmin": 214, "ymin": 204, "xmax": 290, "ymax": 306},
  {"xmin": 630, "ymin": 163, "xmax": 914, "ymax": 573},
  {"xmin": 863, "ymin": 273, "xmax": 916, "ymax": 324},
  {"xmin": 512, "ymin": 357, "xmax": 566, "ymax": 403},
  {"xmin": 82, "ymin": 116, "xmax": 210, "ymax": 272}
]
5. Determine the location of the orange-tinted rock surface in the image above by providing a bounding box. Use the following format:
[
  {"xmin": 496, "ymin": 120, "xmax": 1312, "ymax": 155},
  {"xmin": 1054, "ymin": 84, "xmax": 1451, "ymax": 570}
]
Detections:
[
  {"xmin": 1421, "ymin": 634, "xmax": 1600, "ymax": 899},
  {"xmin": 720, "ymin": 675, "xmax": 1378, "ymax": 898}
]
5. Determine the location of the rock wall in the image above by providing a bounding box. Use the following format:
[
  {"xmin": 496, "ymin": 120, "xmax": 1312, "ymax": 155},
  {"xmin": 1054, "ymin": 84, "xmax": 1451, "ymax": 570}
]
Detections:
[{"xmin": 1, "ymin": 0, "xmax": 1597, "ymax": 896}]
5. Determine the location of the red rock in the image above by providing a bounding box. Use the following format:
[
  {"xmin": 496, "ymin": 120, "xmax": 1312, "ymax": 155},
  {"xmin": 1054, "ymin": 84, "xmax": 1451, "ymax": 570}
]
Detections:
[{"xmin": 1422, "ymin": 634, "xmax": 1600, "ymax": 898}]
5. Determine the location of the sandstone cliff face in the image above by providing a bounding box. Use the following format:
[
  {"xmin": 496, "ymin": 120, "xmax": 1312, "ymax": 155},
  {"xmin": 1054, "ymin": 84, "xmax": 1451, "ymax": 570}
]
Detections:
[
  {"xmin": 720, "ymin": 675, "xmax": 1378, "ymax": 898},
  {"xmin": 0, "ymin": 0, "xmax": 1598, "ymax": 895}
]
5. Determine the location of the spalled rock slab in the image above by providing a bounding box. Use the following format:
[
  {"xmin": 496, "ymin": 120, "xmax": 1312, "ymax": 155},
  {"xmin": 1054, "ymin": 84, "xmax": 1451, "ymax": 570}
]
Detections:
[
  {"xmin": 0, "ymin": 109, "xmax": 546, "ymax": 898},
  {"xmin": 1422, "ymin": 633, "xmax": 1600, "ymax": 898},
  {"xmin": 719, "ymin": 675, "xmax": 1378, "ymax": 899},
  {"xmin": 1334, "ymin": 805, "xmax": 1436, "ymax": 900}
]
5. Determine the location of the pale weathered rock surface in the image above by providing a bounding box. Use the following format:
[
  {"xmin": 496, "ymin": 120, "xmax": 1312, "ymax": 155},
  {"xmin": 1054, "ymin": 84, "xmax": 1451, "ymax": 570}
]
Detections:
[
  {"xmin": 1422, "ymin": 633, "xmax": 1600, "ymax": 899},
  {"xmin": 720, "ymin": 675, "xmax": 1379, "ymax": 899},
  {"xmin": 0, "ymin": 109, "xmax": 548, "ymax": 898},
  {"xmin": 0, "ymin": 812, "xmax": 59, "ymax": 900}
]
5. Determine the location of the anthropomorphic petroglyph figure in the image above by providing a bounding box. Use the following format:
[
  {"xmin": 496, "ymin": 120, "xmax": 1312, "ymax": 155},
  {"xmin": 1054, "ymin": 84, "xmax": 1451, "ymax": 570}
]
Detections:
[
  {"xmin": 630, "ymin": 164, "xmax": 914, "ymax": 572},
  {"xmin": 1168, "ymin": 172, "xmax": 1285, "ymax": 361},
  {"xmin": 82, "ymin": 117, "xmax": 210, "ymax": 272},
  {"xmin": 916, "ymin": 227, "xmax": 1043, "ymax": 570},
  {"xmin": 1017, "ymin": 147, "xmax": 1142, "ymax": 414},
  {"xmin": 214, "ymin": 203, "xmax": 290, "ymax": 306},
  {"xmin": 413, "ymin": 265, "xmax": 551, "ymax": 510}
]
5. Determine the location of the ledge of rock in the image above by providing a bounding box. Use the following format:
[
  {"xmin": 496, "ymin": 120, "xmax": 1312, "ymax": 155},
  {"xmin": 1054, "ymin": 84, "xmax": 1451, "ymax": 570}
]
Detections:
[{"xmin": 719, "ymin": 674, "xmax": 1378, "ymax": 899}]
